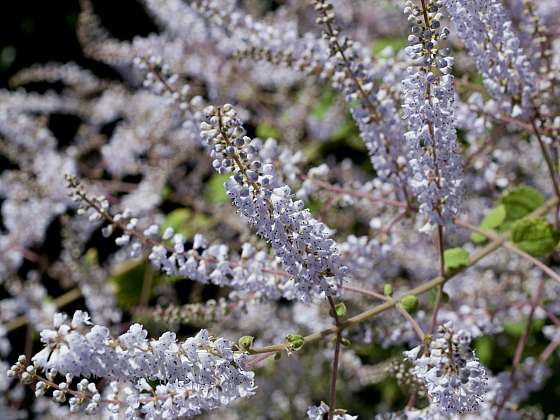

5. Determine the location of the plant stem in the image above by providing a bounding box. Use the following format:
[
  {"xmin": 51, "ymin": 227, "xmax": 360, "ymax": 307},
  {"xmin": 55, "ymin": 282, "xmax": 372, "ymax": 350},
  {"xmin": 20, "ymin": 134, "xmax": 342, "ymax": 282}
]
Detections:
[
  {"xmin": 250, "ymin": 196, "xmax": 559, "ymax": 355},
  {"xmin": 513, "ymin": 277, "xmax": 545, "ymax": 368},
  {"xmin": 342, "ymin": 285, "xmax": 425, "ymax": 342},
  {"xmin": 494, "ymin": 276, "xmax": 546, "ymax": 418},
  {"xmin": 531, "ymin": 118, "xmax": 560, "ymax": 225},
  {"xmin": 429, "ymin": 224, "xmax": 445, "ymax": 335},
  {"xmin": 455, "ymin": 219, "xmax": 560, "ymax": 284},
  {"xmin": 540, "ymin": 339, "xmax": 560, "ymax": 363},
  {"xmin": 139, "ymin": 265, "xmax": 154, "ymax": 307},
  {"xmin": 327, "ymin": 296, "xmax": 343, "ymax": 420}
]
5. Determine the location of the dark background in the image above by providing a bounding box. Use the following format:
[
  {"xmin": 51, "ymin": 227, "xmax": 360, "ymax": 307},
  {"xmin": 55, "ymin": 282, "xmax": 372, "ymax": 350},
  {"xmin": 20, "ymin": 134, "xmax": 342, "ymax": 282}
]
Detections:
[{"xmin": 0, "ymin": 0, "xmax": 158, "ymax": 89}]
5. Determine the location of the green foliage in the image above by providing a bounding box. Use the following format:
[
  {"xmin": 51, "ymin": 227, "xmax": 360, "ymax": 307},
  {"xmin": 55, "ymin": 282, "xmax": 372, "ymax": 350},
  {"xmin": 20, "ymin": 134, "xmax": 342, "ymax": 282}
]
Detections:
[
  {"xmin": 311, "ymin": 88, "xmax": 336, "ymax": 120},
  {"xmin": 163, "ymin": 208, "xmax": 191, "ymax": 234},
  {"xmin": 383, "ymin": 283, "xmax": 393, "ymax": 297},
  {"xmin": 504, "ymin": 318, "xmax": 545, "ymax": 337},
  {"xmin": 443, "ymin": 247, "xmax": 470, "ymax": 274},
  {"xmin": 330, "ymin": 117, "xmax": 364, "ymax": 149},
  {"xmin": 238, "ymin": 336, "xmax": 254, "ymax": 351},
  {"xmin": 160, "ymin": 185, "xmax": 172, "ymax": 200},
  {"xmin": 399, "ymin": 295, "xmax": 418, "ymax": 313},
  {"xmin": 205, "ymin": 174, "xmax": 230, "ymax": 203},
  {"xmin": 471, "ymin": 205, "xmax": 506, "ymax": 244},
  {"xmin": 499, "ymin": 186, "xmax": 545, "ymax": 228},
  {"xmin": 335, "ymin": 302, "xmax": 347, "ymax": 318},
  {"xmin": 304, "ymin": 197, "xmax": 322, "ymax": 217},
  {"xmin": 286, "ymin": 334, "xmax": 305, "ymax": 352},
  {"xmin": 428, "ymin": 288, "xmax": 449, "ymax": 304},
  {"xmin": 256, "ymin": 122, "xmax": 280, "ymax": 139},
  {"xmin": 341, "ymin": 337, "xmax": 351, "ymax": 347},
  {"xmin": 511, "ymin": 218, "xmax": 560, "ymax": 257},
  {"xmin": 371, "ymin": 37, "xmax": 407, "ymax": 55},
  {"xmin": 109, "ymin": 260, "xmax": 155, "ymax": 309},
  {"xmin": 471, "ymin": 186, "xmax": 545, "ymax": 243},
  {"xmin": 162, "ymin": 208, "xmax": 214, "ymax": 238},
  {"xmin": 473, "ymin": 336, "xmax": 493, "ymax": 366},
  {"xmin": 83, "ymin": 247, "xmax": 98, "ymax": 266}
]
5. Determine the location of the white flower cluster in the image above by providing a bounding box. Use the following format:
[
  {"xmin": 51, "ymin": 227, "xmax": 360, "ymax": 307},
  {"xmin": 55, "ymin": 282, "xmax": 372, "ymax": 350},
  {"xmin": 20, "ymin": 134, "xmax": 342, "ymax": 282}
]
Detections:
[
  {"xmin": 404, "ymin": 323, "xmax": 488, "ymax": 414},
  {"xmin": 200, "ymin": 104, "xmax": 348, "ymax": 302},
  {"xmin": 442, "ymin": 0, "xmax": 537, "ymax": 117},
  {"xmin": 8, "ymin": 311, "xmax": 255, "ymax": 418},
  {"xmin": 402, "ymin": 0, "xmax": 464, "ymax": 227},
  {"xmin": 68, "ymin": 175, "xmax": 355, "ymax": 303},
  {"xmin": 149, "ymin": 231, "xmax": 305, "ymax": 301},
  {"xmin": 314, "ymin": 0, "xmax": 409, "ymax": 189}
]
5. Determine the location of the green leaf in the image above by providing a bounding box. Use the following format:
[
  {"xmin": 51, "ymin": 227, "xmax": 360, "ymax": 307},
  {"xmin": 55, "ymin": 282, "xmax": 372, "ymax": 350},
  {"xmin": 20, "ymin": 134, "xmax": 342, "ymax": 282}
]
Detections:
[
  {"xmin": 473, "ymin": 336, "xmax": 493, "ymax": 366},
  {"xmin": 162, "ymin": 209, "xmax": 191, "ymax": 235},
  {"xmin": 371, "ymin": 37, "xmax": 407, "ymax": 56},
  {"xmin": 256, "ymin": 123, "xmax": 280, "ymax": 139},
  {"xmin": 310, "ymin": 88, "xmax": 336, "ymax": 120},
  {"xmin": 205, "ymin": 174, "xmax": 230, "ymax": 204},
  {"xmin": 429, "ymin": 288, "xmax": 449, "ymax": 304},
  {"xmin": 162, "ymin": 208, "xmax": 214, "ymax": 238},
  {"xmin": 400, "ymin": 295, "xmax": 418, "ymax": 313},
  {"xmin": 471, "ymin": 186, "xmax": 545, "ymax": 244},
  {"xmin": 160, "ymin": 185, "xmax": 172, "ymax": 200},
  {"xmin": 83, "ymin": 248, "xmax": 98, "ymax": 266},
  {"xmin": 109, "ymin": 260, "xmax": 156, "ymax": 309},
  {"xmin": 286, "ymin": 334, "xmax": 305, "ymax": 352},
  {"xmin": 238, "ymin": 336, "xmax": 254, "ymax": 351},
  {"xmin": 335, "ymin": 302, "xmax": 347, "ymax": 318},
  {"xmin": 443, "ymin": 248, "xmax": 470, "ymax": 274},
  {"xmin": 504, "ymin": 318, "xmax": 545, "ymax": 337},
  {"xmin": 304, "ymin": 197, "xmax": 321, "ymax": 217},
  {"xmin": 511, "ymin": 218, "xmax": 560, "ymax": 257},
  {"xmin": 471, "ymin": 205, "xmax": 506, "ymax": 244},
  {"xmin": 383, "ymin": 283, "xmax": 393, "ymax": 297},
  {"xmin": 499, "ymin": 186, "xmax": 544, "ymax": 227}
]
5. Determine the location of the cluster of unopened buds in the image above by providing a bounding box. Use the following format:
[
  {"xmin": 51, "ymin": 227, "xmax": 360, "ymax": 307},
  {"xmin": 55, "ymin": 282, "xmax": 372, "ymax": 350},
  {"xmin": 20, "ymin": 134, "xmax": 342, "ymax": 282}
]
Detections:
[{"xmin": 8, "ymin": 356, "xmax": 102, "ymax": 414}]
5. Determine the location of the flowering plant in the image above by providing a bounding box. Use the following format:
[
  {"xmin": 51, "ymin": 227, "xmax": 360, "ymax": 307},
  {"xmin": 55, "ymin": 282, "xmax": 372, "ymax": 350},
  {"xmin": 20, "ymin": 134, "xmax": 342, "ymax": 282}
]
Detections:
[{"xmin": 1, "ymin": 0, "xmax": 560, "ymax": 418}]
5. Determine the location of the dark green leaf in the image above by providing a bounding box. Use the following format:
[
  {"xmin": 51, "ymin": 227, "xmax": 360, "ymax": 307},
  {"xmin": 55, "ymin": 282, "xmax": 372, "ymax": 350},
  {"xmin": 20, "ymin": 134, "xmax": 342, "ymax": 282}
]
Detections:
[
  {"xmin": 511, "ymin": 218, "xmax": 560, "ymax": 257},
  {"xmin": 383, "ymin": 283, "xmax": 393, "ymax": 297},
  {"xmin": 205, "ymin": 174, "xmax": 230, "ymax": 204},
  {"xmin": 443, "ymin": 248, "xmax": 470, "ymax": 274},
  {"xmin": 499, "ymin": 186, "xmax": 544, "ymax": 226},
  {"xmin": 471, "ymin": 205, "xmax": 506, "ymax": 244},
  {"xmin": 238, "ymin": 336, "xmax": 254, "ymax": 351},
  {"xmin": 335, "ymin": 302, "xmax": 347, "ymax": 318},
  {"xmin": 400, "ymin": 295, "xmax": 418, "ymax": 313},
  {"xmin": 286, "ymin": 334, "xmax": 305, "ymax": 352}
]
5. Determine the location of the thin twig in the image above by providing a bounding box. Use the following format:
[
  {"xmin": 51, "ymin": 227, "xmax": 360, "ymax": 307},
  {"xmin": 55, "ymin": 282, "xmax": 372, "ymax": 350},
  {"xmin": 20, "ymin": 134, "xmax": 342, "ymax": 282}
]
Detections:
[
  {"xmin": 494, "ymin": 276, "xmax": 546, "ymax": 418},
  {"xmin": 429, "ymin": 225, "xmax": 445, "ymax": 335},
  {"xmin": 249, "ymin": 197, "xmax": 558, "ymax": 355},
  {"xmin": 342, "ymin": 285, "xmax": 425, "ymax": 342},
  {"xmin": 455, "ymin": 219, "xmax": 560, "ymax": 284},
  {"xmin": 326, "ymin": 296, "xmax": 343, "ymax": 420}
]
